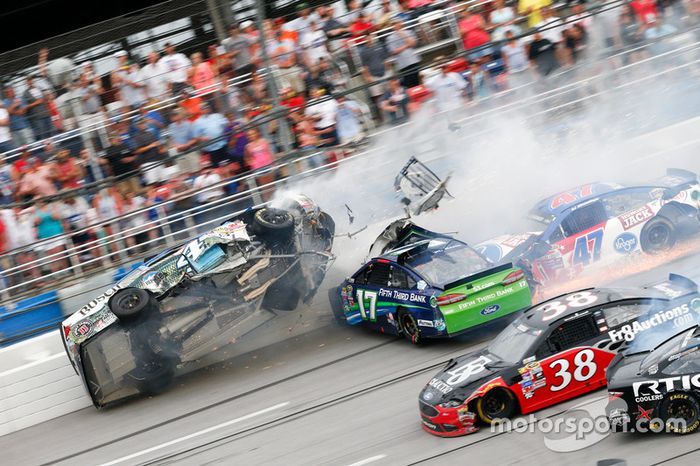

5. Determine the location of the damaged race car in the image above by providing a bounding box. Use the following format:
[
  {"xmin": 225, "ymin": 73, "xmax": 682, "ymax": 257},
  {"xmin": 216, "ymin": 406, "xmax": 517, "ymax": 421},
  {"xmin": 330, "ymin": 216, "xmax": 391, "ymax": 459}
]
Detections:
[
  {"xmin": 329, "ymin": 220, "xmax": 532, "ymax": 344},
  {"xmin": 476, "ymin": 169, "xmax": 700, "ymax": 289},
  {"xmin": 61, "ymin": 195, "xmax": 335, "ymax": 408},
  {"xmin": 607, "ymin": 324, "xmax": 700, "ymax": 435},
  {"xmin": 418, "ymin": 274, "xmax": 700, "ymax": 437}
]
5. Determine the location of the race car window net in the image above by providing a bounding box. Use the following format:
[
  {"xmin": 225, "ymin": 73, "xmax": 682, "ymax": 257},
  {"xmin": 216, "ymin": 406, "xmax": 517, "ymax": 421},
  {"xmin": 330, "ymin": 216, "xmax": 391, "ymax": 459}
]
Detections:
[
  {"xmin": 365, "ymin": 262, "xmax": 392, "ymax": 287},
  {"xmin": 561, "ymin": 202, "xmax": 608, "ymax": 238},
  {"xmin": 488, "ymin": 320, "xmax": 541, "ymax": 365},
  {"xmin": 546, "ymin": 316, "xmax": 599, "ymax": 354}
]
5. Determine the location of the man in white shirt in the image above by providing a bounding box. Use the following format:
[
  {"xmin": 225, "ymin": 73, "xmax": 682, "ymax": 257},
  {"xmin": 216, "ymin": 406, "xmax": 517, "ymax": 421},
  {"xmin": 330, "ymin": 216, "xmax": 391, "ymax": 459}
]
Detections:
[
  {"xmin": 193, "ymin": 167, "xmax": 224, "ymax": 203},
  {"xmin": 306, "ymin": 86, "xmax": 339, "ymax": 146},
  {"xmin": 423, "ymin": 60, "xmax": 468, "ymax": 131},
  {"xmin": 534, "ymin": 7, "xmax": 569, "ymax": 65},
  {"xmin": 158, "ymin": 43, "xmax": 191, "ymax": 96},
  {"xmin": 0, "ymin": 103, "xmax": 12, "ymax": 154},
  {"xmin": 141, "ymin": 52, "xmax": 169, "ymax": 100}
]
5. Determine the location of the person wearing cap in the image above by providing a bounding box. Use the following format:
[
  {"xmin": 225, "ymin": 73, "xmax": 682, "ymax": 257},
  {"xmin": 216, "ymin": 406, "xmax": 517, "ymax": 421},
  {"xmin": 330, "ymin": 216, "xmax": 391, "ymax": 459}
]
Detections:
[
  {"xmin": 159, "ymin": 43, "xmax": 192, "ymax": 97},
  {"xmin": 23, "ymin": 75, "xmax": 53, "ymax": 141},
  {"xmin": 222, "ymin": 23, "xmax": 254, "ymax": 79},
  {"xmin": 386, "ymin": 20, "xmax": 421, "ymax": 89},
  {"xmin": 193, "ymin": 102, "xmax": 229, "ymax": 168}
]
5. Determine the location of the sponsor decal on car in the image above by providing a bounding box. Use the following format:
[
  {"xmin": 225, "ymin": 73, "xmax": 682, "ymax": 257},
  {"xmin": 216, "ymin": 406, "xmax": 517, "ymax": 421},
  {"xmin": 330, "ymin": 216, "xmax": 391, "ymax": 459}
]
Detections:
[
  {"xmin": 618, "ymin": 206, "xmax": 654, "ymax": 230},
  {"xmin": 378, "ymin": 288, "xmax": 428, "ymax": 304},
  {"xmin": 609, "ymin": 303, "xmax": 696, "ymax": 342},
  {"xmin": 428, "ymin": 377, "xmax": 453, "ymax": 394},
  {"xmin": 418, "ymin": 319, "xmax": 434, "ymax": 327},
  {"xmin": 480, "ymin": 304, "xmax": 500, "ymax": 316},
  {"xmin": 456, "ymin": 285, "xmax": 522, "ymax": 310},
  {"xmin": 653, "ymin": 283, "xmax": 686, "ymax": 299},
  {"xmin": 72, "ymin": 320, "xmax": 92, "ymax": 338},
  {"xmin": 635, "ymin": 394, "xmax": 663, "ymax": 403},
  {"xmin": 614, "ymin": 232, "xmax": 638, "ymax": 254},
  {"xmin": 633, "ymin": 373, "xmax": 700, "ymax": 397},
  {"xmin": 434, "ymin": 318, "xmax": 446, "ymax": 331}
]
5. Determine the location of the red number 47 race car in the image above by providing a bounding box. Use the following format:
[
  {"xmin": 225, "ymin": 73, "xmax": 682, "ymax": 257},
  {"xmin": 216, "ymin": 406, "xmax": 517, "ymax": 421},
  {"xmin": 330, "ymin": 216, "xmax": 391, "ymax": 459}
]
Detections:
[{"xmin": 418, "ymin": 274, "xmax": 700, "ymax": 437}]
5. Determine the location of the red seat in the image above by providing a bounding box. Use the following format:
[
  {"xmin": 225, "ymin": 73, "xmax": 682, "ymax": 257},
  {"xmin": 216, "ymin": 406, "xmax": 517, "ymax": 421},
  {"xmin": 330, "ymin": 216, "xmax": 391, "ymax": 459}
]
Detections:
[
  {"xmin": 407, "ymin": 85, "xmax": 432, "ymax": 103},
  {"xmin": 444, "ymin": 57, "xmax": 469, "ymax": 74}
]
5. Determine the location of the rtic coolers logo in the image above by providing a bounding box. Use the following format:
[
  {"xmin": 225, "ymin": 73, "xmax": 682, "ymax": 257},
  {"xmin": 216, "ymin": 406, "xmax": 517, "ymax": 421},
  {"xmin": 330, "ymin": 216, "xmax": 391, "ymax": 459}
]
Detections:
[
  {"xmin": 614, "ymin": 232, "xmax": 638, "ymax": 254},
  {"xmin": 633, "ymin": 374, "xmax": 700, "ymax": 397},
  {"xmin": 609, "ymin": 303, "xmax": 696, "ymax": 342}
]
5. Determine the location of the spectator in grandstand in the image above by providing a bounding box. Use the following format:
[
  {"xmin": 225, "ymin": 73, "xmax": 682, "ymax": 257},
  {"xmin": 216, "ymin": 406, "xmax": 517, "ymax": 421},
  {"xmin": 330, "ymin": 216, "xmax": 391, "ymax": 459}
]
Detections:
[
  {"xmin": 132, "ymin": 117, "xmax": 165, "ymax": 185},
  {"xmin": 244, "ymin": 127, "xmax": 274, "ymax": 172},
  {"xmin": 160, "ymin": 42, "xmax": 192, "ymax": 96},
  {"xmin": 360, "ymin": 32, "xmax": 390, "ymax": 122},
  {"xmin": 189, "ymin": 52, "xmax": 217, "ymax": 97},
  {"xmin": 62, "ymin": 195, "xmax": 93, "ymax": 262},
  {"xmin": 380, "ymin": 77, "xmax": 410, "ymax": 125},
  {"xmin": 296, "ymin": 114, "xmax": 322, "ymax": 167},
  {"xmin": 121, "ymin": 189, "xmax": 156, "ymax": 252},
  {"xmin": 568, "ymin": 2, "xmax": 593, "ymax": 30},
  {"xmin": 3, "ymin": 86, "xmax": 34, "ymax": 147},
  {"xmin": 104, "ymin": 133, "xmax": 140, "ymax": 194},
  {"xmin": 468, "ymin": 62, "xmax": 493, "ymax": 100},
  {"xmin": 375, "ymin": 0, "xmax": 399, "ymax": 29},
  {"xmin": 54, "ymin": 149, "xmax": 84, "ymax": 190},
  {"xmin": 459, "ymin": 7, "xmax": 492, "ymax": 61},
  {"xmin": 141, "ymin": 52, "xmax": 170, "ymax": 101},
  {"xmin": 300, "ymin": 20, "xmax": 330, "ymax": 66},
  {"xmin": 137, "ymin": 104, "xmax": 165, "ymax": 140},
  {"xmin": 618, "ymin": 4, "xmax": 645, "ymax": 63},
  {"xmin": 644, "ymin": 16, "xmax": 678, "ymax": 55},
  {"xmin": 518, "ymin": 0, "xmax": 552, "ymax": 27},
  {"xmin": 336, "ymin": 95, "xmax": 364, "ymax": 145},
  {"xmin": 535, "ymin": 7, "xmax": 569, "ymax": 66},
  {"xmin": 321, "ymin": 5, "xmax": 350, "ymax": 53},
  {"xmin": 207, "ymin": 44, "xmax": 229, "ymax": 78},
  {"xmin": 528, "ymin": 31, "xmax": 559, "ymax": 77},
  {"xmin": 78, "ymin": 147, "xmax": 106, "ymax": 185},
  {"xmin": 303, "ymin": 57, "xmax": 335, "ymax": 95},
  {"xmin": 0, "ymin": 101, "xmax": 12, "ymax": 154},
  {"xmin": 216, "ymin": 76, "xmax": 243, "ymax": 117},
  {"xmin": 75, "ymin": 73, "xmax": 106, "ymax": 149},
  {"xmin": 387, "ymin": 19, "xmax": 422, "ymax": 89},
  {"xmin": 23, "ymin": 75, "xmax": 54, "ymax": 141},
  {"xmin": 307, "ymin": 86, "xmax": 339, "ymax": 147},
  {"xmin": 193, "ymin": 166, "xmax": 225, "ymax": 204},
  {"xmin": 349, "ymin": 10, "xmax": 374, "ymax": 44},
  {"xmin": 269, "ymin": 27, "xmax": 305, "ymax": 94},
  {"xmin": 180, "ymin": 87, "xmax": 204, "ymax": 122},
  {"xmin": 287, "ymin": 3, "xmax": 315, "ymax": 46},
  {"xmin": 16, "ymin": 157, "xmax": 57, "ymax": 201},
  {"xmin": 0, "ymin": 156, "xmax": 17, "ymax": 205},
  {"xmin": 489, "ymin": 0, "xmax": 520, "ymax": 42},
  {"xmin": 193, "ymin": 102, "xmax": 228, "ymax": 168},
  {"xmin": 423, "ymin": 58, "xmax": 468, "ymax": 130},
  {"xmin": 223, "ymin": 23, "xmax": 254, "ymax": 79},
  {"xmin": 33, "ymin": 199, "xmax": 67, "ymax": 275},
  {"xmin": 168, "ymin": 109, "xmax": 198, "ymax": 174},
  {"xmin": 501, "ymin": 30, "xmax": 530, "ymax": 82},
  {"xmin": 13, "ymin": 146, "xmax": 32, "ymax": 175},
  {"xmin": 631, "ymin": 0, "xmax": 659, "ymax": 23},
  {"xmin": 117, "ymin": 63, "xmax": 147, "ymax": 110}
]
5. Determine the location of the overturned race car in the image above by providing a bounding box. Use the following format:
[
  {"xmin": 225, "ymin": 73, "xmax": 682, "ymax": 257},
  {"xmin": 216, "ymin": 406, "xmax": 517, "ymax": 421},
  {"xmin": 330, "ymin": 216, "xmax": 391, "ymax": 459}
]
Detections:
[{"xmin": 61, "ymin": 195, "xmax": 335, "ymax": 408}]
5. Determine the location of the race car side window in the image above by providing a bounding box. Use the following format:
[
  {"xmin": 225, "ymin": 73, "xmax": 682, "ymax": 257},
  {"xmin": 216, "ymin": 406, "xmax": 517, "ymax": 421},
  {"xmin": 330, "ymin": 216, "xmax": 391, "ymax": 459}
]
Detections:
[
  {"xmin": 390, "ymin": 266, "xmax": 415, "ymax": 289},
  {"xmin": 661, "ymin": 354, "xmax": 700, "ymax": 375},
  {"xmin": 600, "ymin": 300, "xmax": 655, "ymax": 327},
  {"xmin": 601, "ymin": 190, "xmax": 653, "ymax": 217},
  {"xmin": 353, "ymin": 266, "xmax": 371, "ymax": 285},
  {"xmin": 365, "ymin": 262, "xmax": 392, "ymax": 287},
  {"xmin": 560, "ymin": 202, "xmax": 607, "ymax": 238},
  {"xmin": 544, "ymin": 316, "xmax": 599, "ymax": 354}
]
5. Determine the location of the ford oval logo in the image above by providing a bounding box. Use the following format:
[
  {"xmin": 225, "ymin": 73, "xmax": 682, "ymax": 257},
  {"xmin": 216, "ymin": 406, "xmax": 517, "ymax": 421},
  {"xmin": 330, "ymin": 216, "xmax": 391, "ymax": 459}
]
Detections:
[
  {"xmin": 481, "ymin": 304, "xmax": 500, "ymax": 316},
  {"xmin": 614, "ymin": 232, "xmax": 638, "ymax": 254}
]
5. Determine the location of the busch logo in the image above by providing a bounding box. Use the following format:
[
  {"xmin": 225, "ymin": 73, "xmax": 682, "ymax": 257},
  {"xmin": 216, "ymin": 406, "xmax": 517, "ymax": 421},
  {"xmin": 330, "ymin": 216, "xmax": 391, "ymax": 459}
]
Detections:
[
  {"xmin": 614, "ymin": 233, "xmax": 638, "ymax": 254},
  {"xmin": 609, "ymin": 304, "xmax": 692, "ymax": 342},
  {"xmin": 633, "ymin": 374, "xmax": 700, "ymax": 397},
  {"xmin": 619, "ymin": 206, "xmax": 654, "ymax": 230}
]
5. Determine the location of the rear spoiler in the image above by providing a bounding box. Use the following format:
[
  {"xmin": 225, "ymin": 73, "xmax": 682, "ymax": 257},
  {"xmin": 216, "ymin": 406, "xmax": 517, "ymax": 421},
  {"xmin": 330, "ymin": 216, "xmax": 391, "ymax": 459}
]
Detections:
[
  {"xmin": 442, "ymin": 262, "xmax": 513, "ymax": 291},
  {"xmin": 649, "ymin": 168, "xmax": 697, "ymax": 189},
  {"xmin": 644, "ymin": 273, "xmax": 698, "ymax": 299}
]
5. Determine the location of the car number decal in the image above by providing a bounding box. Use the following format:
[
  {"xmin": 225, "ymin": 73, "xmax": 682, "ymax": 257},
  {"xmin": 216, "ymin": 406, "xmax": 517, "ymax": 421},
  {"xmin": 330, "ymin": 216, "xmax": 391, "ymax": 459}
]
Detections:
[{"xmin": 537, "ymin": 291, "xmax": 599, "ymax": 322}]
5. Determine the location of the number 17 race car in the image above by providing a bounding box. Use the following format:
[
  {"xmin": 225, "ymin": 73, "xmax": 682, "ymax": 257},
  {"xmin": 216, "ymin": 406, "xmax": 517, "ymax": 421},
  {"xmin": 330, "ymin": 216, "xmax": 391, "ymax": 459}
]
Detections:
[{"xmin": 418, "ymin": 274, "xmax": 700, "ymax": 437}]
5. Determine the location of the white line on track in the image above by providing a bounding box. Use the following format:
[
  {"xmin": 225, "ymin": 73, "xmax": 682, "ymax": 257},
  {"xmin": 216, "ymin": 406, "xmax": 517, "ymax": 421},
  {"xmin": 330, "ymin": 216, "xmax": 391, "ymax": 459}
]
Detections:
[
  {"xmin": 0, "ymin": 352, "xmax": 64, "ymax": 377},
  {"xmin": 346, "ymin": 454, "xmax": 387, "ymax": 466},
  {"xmin": 97, "ymin": 402, "xmax": 290, "ymax": 466}
]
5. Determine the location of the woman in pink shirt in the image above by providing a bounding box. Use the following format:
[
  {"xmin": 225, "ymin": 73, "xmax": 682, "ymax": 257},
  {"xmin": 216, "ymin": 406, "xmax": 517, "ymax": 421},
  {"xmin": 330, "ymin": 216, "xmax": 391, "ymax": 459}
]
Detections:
[
  {"xmin": 189, "ymin": 52, "xmax": 217, "ymax": 96},
  {"xmin": 244, "ymin": 128, "xmax": 275, "ymax": 199}
]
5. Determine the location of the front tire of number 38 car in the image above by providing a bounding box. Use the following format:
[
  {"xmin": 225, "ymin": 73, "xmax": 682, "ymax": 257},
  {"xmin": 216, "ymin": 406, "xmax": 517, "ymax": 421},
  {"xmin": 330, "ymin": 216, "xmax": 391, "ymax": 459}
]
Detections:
[{"xmin": 477, "ymin": 388, "xmax": 518, "ymax": 424}]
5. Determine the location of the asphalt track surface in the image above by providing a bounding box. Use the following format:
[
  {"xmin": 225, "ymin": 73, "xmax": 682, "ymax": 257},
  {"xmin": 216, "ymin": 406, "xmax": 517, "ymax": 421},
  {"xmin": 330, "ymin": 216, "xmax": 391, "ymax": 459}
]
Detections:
[{"xmin": 7, "ymin": 50, "xmax": 700, "ymax": 465}]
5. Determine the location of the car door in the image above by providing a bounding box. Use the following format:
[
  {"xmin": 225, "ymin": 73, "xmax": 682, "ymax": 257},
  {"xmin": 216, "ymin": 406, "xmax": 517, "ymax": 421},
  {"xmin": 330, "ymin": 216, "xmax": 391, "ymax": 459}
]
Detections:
[
  {"xmin": 354, "ymin": 260, "xmax": 393, "ymax": 323},
  {"xmin": 518, "ymin": 314, "xmax": 609, "ymax": 413}
]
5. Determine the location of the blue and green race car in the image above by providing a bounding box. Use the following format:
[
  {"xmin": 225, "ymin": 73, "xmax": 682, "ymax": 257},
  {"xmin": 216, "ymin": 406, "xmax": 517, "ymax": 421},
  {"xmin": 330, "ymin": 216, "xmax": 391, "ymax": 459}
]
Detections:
[{"xmin": 329, "ymin": 220, "xmax": 533, "ymax": 344}]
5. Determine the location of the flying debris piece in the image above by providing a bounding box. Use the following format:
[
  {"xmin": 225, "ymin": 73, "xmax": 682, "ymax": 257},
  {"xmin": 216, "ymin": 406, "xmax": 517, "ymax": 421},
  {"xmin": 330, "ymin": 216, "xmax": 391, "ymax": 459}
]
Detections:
[
  {"xmin": 345, "ymin": 204, "xmax": 355, "ymax": 224},
  {"xmin": 394, "ymin": 157, "xmax": 452, "ymax": 216}
]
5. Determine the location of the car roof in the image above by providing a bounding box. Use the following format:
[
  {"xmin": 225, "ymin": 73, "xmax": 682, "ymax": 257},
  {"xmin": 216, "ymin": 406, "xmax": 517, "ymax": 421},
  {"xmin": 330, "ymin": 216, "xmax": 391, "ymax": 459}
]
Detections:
[
  {"xmin": 521, "ymin": 287, "xmax": 670, "ymax": 329},
  {"xmin": 530, "ymin": 182, "xmax": 625, "ymax": 219}
]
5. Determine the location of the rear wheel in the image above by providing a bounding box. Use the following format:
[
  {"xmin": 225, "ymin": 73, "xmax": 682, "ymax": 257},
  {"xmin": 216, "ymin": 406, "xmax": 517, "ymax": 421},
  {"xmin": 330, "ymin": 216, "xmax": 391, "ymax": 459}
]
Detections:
[
  {"xmin": 640, "ymin": 217, "xmax": 676, "ymax": 253},
  {"xmin": 477, "ymin": 388, "xmax": 518, "ymax": 424},
  {"xmin": 659, "ymin": 392, "xmax": 700, "ymax": 434},
  {"xmin": 398, "ymin": 310, "xmax": 422, "ymax": 345},
  {"xmin": 253, "ymin": 208, "xmax": 295, "ymax": 243},
  {"xmin": 109, "ymin": 288, "xmax": 158, "ymax": 321}
]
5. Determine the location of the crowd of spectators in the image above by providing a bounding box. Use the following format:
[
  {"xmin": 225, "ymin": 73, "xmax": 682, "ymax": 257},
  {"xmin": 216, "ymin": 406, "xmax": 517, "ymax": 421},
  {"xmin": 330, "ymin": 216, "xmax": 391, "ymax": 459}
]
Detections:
[{"xmin": 0, "ymin": 0, "xmax": 697, "ymax": 293}]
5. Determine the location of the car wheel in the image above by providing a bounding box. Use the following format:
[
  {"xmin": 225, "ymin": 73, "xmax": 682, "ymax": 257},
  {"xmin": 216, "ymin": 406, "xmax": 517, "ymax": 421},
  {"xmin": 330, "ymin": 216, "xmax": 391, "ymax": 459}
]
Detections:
[
  {"xmin": 659, "ymin": 392, "xmax": 700, "ymax": 434},
  {"xmin": 398, "ymin": 310, "xmax": 422, "ymax": 345},
  {"xmin": 477, "ymin": 388, "xmax": 517, "ymax": 424},
  {"xmin": 640, "ymin": 217, "xmax": 676, "ymax": 253},
  {"xmin": 109, "ymin": 288, "xmax": 158, "ymax": 321},
  {"xmin": 253, "ymin": 207, "xmax": 295, "ymax": 243}
]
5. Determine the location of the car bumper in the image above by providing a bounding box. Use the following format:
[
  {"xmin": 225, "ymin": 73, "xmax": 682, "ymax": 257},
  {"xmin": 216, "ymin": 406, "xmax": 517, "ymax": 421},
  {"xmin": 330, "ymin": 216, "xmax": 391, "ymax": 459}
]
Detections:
[{"xmin": 420, "ymin": 404, "xmax": 478, "ymax": 437}]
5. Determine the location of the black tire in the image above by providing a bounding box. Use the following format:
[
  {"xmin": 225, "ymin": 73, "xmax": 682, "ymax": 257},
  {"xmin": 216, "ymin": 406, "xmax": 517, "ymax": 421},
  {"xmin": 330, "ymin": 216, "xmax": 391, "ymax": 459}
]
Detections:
[
  {"xmin": 328, "ymin": 287, "xmax": 347, "ymax": 325},
  {"xmin": 398, "ymin": 310, "xmax": 422, "ymax": 345},
  {"xmin": 109, "ymin": 288, "xmax": 158, "ymax": 321},
  {"xmin": 477, "ymin": 388, "xmax": 518, "ymax": 424},
  {"xmin": 659, "ymin": 392, "xmax": 700, "ymax": 434},
  {"xmin": 253, "ymin": 208, "xmax": 295, "ymax": 243},
  {"xmin": 640, "ymin": 216, "xmax": 676, "ymax": 253}
]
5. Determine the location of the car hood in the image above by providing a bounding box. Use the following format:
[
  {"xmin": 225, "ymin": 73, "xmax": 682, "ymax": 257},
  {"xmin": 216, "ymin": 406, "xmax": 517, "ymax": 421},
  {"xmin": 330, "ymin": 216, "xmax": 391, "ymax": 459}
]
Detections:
[
  {"xmin": 475, "ymin": 232, "xmax": 541, "ymax": 264},
  {"xmin": 420, "ymin": 349, "xmax": 504, "ymax": 405},
  {"xmin": 606, "ymin": 352, "xmax": 647, "ymax": 390}
]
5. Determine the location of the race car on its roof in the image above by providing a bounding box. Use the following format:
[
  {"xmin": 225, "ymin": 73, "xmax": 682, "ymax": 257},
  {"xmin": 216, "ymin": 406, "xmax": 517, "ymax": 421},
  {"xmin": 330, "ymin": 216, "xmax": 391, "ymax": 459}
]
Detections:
[{"xmin": 477, "ymin": 169, "xmax": 700, "ymax": 287}]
